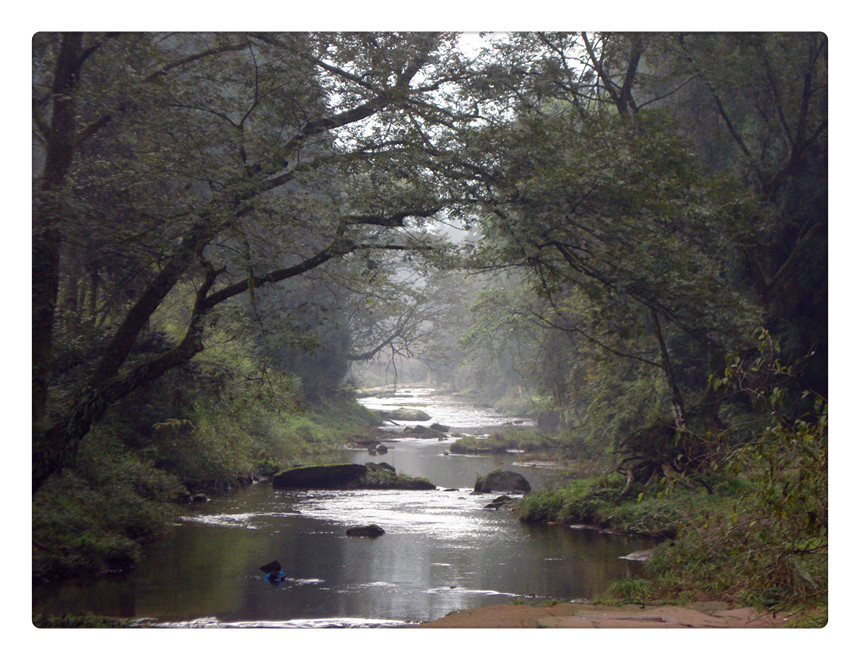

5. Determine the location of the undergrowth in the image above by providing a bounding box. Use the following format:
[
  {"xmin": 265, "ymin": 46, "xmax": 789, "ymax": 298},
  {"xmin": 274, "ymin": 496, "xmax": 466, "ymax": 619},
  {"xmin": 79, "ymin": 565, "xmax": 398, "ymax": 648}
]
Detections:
[
  {"xmin": 33, "ymin": 381, "xmax": 384, "ymax": 581},
  {"xmin": 519, "ymin": 399, "xmax": 827, "ymax": 624}
]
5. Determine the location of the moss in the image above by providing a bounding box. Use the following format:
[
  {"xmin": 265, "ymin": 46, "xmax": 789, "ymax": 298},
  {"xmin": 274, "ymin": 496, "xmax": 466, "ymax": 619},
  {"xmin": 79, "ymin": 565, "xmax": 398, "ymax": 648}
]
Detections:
[
  {"xmin": 357, "ymin": 468, "xmax": 436, "ymax": 490},
  {"xmin": 33, "ymin": 613, "xmax": 139, "ymax": 628},
  {"xmin": 449, "ymin": 435, "xmax": 510, "ymax": 454}
]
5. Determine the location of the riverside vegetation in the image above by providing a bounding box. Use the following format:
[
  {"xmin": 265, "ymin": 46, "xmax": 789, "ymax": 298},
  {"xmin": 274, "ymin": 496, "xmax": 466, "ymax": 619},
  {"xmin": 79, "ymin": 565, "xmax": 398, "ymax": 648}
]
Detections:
[
  {"xmin": 33, "ymin": 32, "xmax": 826, "ymax": 626},
  {"xmin": 32, "ymin": 334, "xmax": 385, "ymax": 580}
]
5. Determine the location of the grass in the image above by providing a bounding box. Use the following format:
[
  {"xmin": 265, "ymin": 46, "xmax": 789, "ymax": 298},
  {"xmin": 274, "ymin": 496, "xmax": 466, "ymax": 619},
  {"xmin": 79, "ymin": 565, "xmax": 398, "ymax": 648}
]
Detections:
[
  {"xmin": 33, "ymin": 613, "xmax": 140, "ymax": 628},
  {"xmin": 519, "ymin": 460, "xmax": 827, "ymax": 623},
  {"xmin": 449, "ymin": 428, "xmax": 557, "ymax": 455},
  {"xmin": 516, "ymin": 471, "xmax": 749, "ymax": 537}
]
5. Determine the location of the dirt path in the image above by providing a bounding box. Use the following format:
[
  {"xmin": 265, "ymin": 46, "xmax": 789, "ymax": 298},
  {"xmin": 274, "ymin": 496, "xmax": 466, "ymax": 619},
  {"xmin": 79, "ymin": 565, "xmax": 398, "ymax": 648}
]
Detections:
[{"xmin": 417, "ymin": 602, "xmax": 795, "ymax": 628}]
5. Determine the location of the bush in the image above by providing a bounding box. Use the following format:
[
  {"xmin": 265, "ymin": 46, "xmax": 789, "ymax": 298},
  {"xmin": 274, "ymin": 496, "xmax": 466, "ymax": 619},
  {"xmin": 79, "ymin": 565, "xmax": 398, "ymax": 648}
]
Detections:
[
  {"xmin": 648, "ymin": 403, "xmax": 827, "ymax": 618},
  {"xmin": 32, "ymin": 436, "xmax": 183, "ymax": 580},
  {"xmin": 517, "ymin": 476, "xmax": 623, "ymax": 525}
]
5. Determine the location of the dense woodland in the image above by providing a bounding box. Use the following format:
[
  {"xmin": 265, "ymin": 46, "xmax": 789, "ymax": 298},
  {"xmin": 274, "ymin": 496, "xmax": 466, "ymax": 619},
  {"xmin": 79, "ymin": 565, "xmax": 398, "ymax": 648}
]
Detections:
[{"xmin": 33, "ymin": 32, "xmax": 826, "ymax": 620}]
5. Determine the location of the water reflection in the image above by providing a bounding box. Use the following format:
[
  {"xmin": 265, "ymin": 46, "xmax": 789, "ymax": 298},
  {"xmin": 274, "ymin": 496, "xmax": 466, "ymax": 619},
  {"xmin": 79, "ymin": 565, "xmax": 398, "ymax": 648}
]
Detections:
[{"xmin": 32, "ymin": 389, "xmax": 654, "ymax": 626}]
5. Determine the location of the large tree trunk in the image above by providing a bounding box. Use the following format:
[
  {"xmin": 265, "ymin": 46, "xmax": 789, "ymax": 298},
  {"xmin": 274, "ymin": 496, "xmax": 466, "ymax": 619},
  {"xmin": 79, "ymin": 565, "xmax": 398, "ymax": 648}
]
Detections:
[
  {"xmin": 33, "ymin": 33, "xmax": 84, "ymax": 427},
  {"xmin": 31, "ymin": 260, "xmax": 219, "ymax": 492}
]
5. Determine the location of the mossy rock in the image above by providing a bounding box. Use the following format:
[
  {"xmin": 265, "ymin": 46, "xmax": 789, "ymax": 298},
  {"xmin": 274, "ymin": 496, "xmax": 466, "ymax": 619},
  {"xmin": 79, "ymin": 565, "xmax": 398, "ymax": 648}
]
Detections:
[
  {"xmin": 450, "ymin": 436, "xmax": 510, "ymax": 454},
  {"xmin": 272, "ymin": 462, "xmax": 435, "ymax": 490},
  {"xmin": 383, "ymin": 408, "xmax": 432, "ymax": 422},
  {"xmin": 405, "ymin": 425, "xmax": 446, "ymax": 439},
  {"xmin": 358, "ymin": 467, "xmax": 436, "ymax": 490}
]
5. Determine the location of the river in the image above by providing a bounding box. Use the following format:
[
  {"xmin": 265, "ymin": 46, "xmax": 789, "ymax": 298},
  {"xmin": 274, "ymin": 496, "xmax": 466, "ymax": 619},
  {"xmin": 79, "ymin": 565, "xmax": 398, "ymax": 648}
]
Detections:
[{"xmin": 32, "ymin": 388, "xmax": 654, "ymax": 628}]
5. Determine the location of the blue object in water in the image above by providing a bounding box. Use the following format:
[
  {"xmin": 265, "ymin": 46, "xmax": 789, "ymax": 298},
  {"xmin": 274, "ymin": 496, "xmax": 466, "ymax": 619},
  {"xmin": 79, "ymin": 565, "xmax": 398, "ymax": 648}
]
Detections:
[{"xmin": 265, "ymin": 570, "xmax": 286, "ymax": 584}]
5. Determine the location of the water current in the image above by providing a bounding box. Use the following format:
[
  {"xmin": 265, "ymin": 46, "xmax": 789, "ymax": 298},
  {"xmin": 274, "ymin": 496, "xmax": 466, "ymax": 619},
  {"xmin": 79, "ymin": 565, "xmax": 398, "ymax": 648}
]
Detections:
[{"xmin": 32, "ymin": 388, "xmax": 654, "ymax": 628}]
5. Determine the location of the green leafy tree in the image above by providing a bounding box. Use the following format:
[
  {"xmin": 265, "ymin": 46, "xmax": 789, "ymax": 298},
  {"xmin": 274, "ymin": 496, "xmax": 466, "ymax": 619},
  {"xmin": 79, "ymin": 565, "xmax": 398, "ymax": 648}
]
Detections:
[{"xmin": 32, "ymin": 32, "xmax": 474, "ymax": 492}]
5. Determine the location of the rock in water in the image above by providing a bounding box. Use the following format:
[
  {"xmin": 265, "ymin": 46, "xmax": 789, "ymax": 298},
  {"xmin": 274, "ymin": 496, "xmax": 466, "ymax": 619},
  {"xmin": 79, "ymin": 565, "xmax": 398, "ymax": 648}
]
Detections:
[
  {"xmin": 272, "ymin": 463, "xmax": 367, "ymax": 489},
  {"xmin": 384, "ymin": 408, "xmax": 431, "ymax": 421},
  {"xmin": 346, "ymin": 524, "xmax": 385, "ymax": 538},
  {"xmin": 485, "ymin": 494, "xmax": 515, "ymax": 509},
  {"xmin": 473, "ymin": 470, "xmax": 531, "ymax": 494}
]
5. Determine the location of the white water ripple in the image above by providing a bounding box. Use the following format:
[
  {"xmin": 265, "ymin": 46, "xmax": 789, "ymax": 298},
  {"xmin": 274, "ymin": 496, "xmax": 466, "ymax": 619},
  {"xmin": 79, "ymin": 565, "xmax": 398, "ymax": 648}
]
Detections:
[{"xmin": 153, "ymin": 616, "xmax": 410, "ymax": 629}]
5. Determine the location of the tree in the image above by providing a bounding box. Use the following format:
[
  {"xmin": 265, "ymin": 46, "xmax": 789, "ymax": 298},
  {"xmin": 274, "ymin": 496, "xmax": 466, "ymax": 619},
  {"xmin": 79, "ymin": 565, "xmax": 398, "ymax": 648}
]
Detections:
[
  {"xmin": 437, "ymin": 32, "xmax": 825, "ymax": 478},
  {"xmin": 32, "ymin": 32, "xmax": 474, "ymax": 492}
]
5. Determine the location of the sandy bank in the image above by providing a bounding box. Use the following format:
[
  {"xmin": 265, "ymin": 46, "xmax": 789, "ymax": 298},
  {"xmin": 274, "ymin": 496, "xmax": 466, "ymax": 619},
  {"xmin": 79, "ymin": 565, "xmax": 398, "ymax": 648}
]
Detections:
[{"xmin": 417, "ymin": 602, "xmax": 796, "ymax": 628}]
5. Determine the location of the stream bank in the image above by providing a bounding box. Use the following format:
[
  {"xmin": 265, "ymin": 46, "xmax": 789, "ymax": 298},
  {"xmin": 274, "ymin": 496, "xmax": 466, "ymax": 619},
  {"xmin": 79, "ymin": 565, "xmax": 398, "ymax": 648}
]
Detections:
[
  {"xmin": 417, "ymin": 601, "xmax": 798, "ymax": 628},
  {"xmin": 34, "ymin": 388, "xmax": 658, "ymax": 627}
]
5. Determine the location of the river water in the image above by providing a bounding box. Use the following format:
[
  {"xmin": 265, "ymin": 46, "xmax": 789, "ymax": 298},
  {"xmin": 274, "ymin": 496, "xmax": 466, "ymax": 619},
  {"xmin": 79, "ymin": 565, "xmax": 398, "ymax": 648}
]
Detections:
[{"xmin": 32, "ymin": 388, "xmax": 653, "ymax": 628}]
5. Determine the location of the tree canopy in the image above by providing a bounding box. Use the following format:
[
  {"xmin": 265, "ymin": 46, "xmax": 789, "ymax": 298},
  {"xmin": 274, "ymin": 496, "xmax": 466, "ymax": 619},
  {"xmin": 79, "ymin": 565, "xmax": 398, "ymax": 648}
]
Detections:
[{"xmin": 33, "ymin": 31, "xmax": 826, "ymax": 495}]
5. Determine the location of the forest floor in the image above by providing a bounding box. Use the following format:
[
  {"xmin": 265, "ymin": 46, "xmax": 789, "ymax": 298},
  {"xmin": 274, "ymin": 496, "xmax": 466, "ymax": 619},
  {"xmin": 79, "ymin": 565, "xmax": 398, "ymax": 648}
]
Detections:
[{"xmin": 416, "ymin": 601, "xmax": 798, "ymax": 628}]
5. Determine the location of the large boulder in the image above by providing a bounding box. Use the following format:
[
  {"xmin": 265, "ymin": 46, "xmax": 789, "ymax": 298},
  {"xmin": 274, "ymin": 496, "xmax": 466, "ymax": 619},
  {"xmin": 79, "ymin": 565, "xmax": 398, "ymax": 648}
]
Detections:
[
  {"xmin": 272, "ymin": 462, "xmax": 435, "ymax": 490},
  {"xmin": 272, "ymin": 463, "xmax": 367, "ymax": 489},
  {"xmin": 473, "ymin": 470, "xmax": 531, "ymax": 494}
]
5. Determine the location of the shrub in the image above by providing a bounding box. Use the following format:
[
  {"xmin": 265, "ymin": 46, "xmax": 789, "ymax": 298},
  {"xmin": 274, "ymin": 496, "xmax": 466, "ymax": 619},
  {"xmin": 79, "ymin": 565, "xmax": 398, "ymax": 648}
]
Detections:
[
  {"xmin": 32, "ymin": 436, "xmax": 182, "ymax": 580},
  {"xmin": 647, "ymin": 402, "xmax": 827, "ymax": 618}
]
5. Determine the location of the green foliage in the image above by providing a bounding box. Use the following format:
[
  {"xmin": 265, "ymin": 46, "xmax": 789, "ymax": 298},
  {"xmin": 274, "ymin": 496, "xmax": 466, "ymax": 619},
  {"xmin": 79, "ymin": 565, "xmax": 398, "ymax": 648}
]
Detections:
[
  {"xmin": 606, "ymin": 578, "xmax": 655, "ymax": 602},
  {"xmin": 650, "ymin": 403, "xmax": 827, "ymax": 614},
  {"xmin": 33, "ymin": 34, "xmax": 827, "ymax": 616},
  {"xmin": 357, "ymin": 469, "xmax": 435, "ymax": 490},
  {"xmin": 32, "ymin": 435, "xmax": 184, "ymax": 580},
  {"xmin": 518, "ymin": 468, "xmax": 754, "ymax": 538},
  {"xmin": 517, "ymin": 475, "xmax": 623, "ymax": 526},
  {"xmin": 449, "ymin": 428, "xmax": 556, "ymax": 455},
  {"xmin": 32, "ymin": 323, "xmax": 385, "ymax": 580}
]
